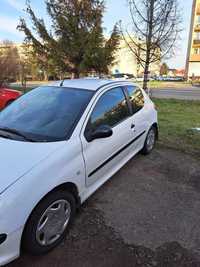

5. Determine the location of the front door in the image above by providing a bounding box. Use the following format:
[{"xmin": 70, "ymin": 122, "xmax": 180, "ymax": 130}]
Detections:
[{"xmin": 80, "ymin": 86, "xmax": 139, "ymax": 187}]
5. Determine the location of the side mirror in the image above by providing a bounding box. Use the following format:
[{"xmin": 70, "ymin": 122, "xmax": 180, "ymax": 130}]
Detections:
[{"xmin": 86, "ymin": 125, "xmax": 113, "ymax": 142}]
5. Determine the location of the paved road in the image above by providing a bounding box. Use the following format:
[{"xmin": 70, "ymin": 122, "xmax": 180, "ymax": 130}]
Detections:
[
  {"xmin": 151, "ymin": 87, "xmax": 200, "ymax": 100},
  {"xmin": 8, "ymin": 148, "xmax": 200, "ymax": 267}
]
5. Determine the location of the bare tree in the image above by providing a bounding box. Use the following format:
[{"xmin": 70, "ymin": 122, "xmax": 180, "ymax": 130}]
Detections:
[
  {"xmin": 120, "ymin": 0, "xmax": 182, "ymax": 91},
  {"xmin": 160, "ymin": 62, "xmax": 169, "ymax": 76},
  {"xmin": 0, "ymin": 40, "xmax": 20, "ymax": 87}
]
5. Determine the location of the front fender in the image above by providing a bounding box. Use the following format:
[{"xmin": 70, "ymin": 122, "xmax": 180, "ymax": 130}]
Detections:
[{"xmin": 0, "ymin": 139, "xmax": 86, "ymax": 235}]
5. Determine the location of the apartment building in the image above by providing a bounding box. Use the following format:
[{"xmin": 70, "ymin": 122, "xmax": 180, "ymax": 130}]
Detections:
[
  {"xmin": 186, "ymin": 0, "xmax": 200, "ymax": 78},
  {"xmin": 110, "ymin": 38, "xmax": 160, "ymax": 78}
]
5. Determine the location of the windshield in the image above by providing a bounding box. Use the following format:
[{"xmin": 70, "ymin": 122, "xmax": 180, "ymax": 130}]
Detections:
[{"xmin": 0, "ymin": 86, "xmax": 93, "ymax": 142}]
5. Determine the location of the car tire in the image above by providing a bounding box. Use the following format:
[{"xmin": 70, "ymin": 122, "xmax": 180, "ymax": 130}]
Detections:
[
  {"xmin": 141, "ymin": 126, "xmax": 156, "ymax": 155},
  {"xmin": 22, "ymin": 190, "xmax": 76, "ymax": 255}
]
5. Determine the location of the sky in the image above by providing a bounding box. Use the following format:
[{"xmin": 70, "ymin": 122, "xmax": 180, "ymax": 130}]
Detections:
[{"xmin": 0, "ymin": 0, "xmax": 193, "ymax": 69}]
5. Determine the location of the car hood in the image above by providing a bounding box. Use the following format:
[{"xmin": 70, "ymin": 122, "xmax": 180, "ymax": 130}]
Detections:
[{"xmin": 0, "ymin": 138, "xmax": 62, "ymax": 194}]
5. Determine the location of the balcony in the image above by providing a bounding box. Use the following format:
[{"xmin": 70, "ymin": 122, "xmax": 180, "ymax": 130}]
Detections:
[
  {"xmin": 193, "ymin": 39, "xmax": 200, "ymax": 46},
  {"xmin": 197, "ymin": 5, "xmax": 200, "ymax": 15},
  {"xmin": 194, "ymin": 24, "xmax": 200, "ymax": 31},
  {"xmin": 190, "ymin": 54, "xmax": 200, "ymax": 62}
]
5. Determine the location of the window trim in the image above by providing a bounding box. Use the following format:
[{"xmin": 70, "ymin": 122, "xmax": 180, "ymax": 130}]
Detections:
[{"xmin": 84, "ymin": 86, "xmax": 132, "ymax": 141}]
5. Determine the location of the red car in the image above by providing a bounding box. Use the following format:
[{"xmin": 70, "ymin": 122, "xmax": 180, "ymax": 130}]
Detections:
[{"xmin": 0, "ymin": 87, "xmax": 22, "ymax": 110}]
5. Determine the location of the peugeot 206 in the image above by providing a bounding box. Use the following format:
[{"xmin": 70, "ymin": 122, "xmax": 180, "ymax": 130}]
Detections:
[{"xmin": 0, "ymin": 79, "xmax": 158, "ymax": 265}]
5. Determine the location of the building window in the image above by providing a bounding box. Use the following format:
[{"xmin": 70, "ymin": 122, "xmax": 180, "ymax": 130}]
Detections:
[
  {"xmin": 193, "ymin": 48, "xmax": 200, "ymax": 55},
  {"xmin": 195, "ymin": 32, "xmax": 200, "ymax": 40},
  {"xmin": 196, "ymin": 15, "xmax": 200, "ymax": 25}
]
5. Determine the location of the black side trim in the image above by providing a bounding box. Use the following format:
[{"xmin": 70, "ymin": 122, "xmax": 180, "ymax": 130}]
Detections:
[
  {"xmin": 0, "ymin": 234, "xmax": 7, "ymax": 245},
  {"xmin": 88, "ymin": 130, "xmax": 146, "ymax": 177}
]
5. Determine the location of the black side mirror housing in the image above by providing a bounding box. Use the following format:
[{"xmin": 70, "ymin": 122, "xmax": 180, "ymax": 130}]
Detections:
[{"xmin": 86, "ymin": 125, "xmax": 113, "ymax": 142}]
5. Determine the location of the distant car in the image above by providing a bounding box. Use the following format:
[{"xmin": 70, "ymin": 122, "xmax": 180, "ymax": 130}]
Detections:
[
  {"xmin": 155, "ymin": 76, "xmax": 185, "ymax": 82},
  {"xmin": 0, "ymin": 88, "xmax": 22, "ymax": 110},
  {"xmin": 112, "ymin": 73, "xmax": 135, "ymax": 80},
  {"xmin": 135, "ymin": 77, "xmax": 144, "ymax": 82},
  {"xmin": 172, "ymin": 76, "xmax": 185, "ymax": 81},
  {"xmin": 0, "ymin": 79, "xmax": 158, "ymax": 265}
]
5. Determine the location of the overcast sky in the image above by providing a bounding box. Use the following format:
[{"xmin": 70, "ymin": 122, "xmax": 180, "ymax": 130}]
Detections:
[{"xmin": 0, "ymin": 0, "xmax": 193, "ymax": 69}]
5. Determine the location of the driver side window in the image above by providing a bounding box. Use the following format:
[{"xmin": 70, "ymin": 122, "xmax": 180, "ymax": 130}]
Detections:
[{"xmin": 86, "ymin": 87, "xmax": 130, "ymax": 132}]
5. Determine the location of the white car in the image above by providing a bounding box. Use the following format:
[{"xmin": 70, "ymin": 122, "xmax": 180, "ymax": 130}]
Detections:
[{"xmin": 0, "ymin": 79, "xmax": 158, "ymax": 265}]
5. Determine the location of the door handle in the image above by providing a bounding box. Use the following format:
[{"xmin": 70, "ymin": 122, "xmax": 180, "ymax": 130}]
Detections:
[{"xmin": 131, "ymin": 123, "xmax": 135, "ymax": 129}]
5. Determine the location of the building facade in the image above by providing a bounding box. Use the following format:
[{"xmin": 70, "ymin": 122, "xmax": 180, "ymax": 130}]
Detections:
[
  {"xmin": 186, "ymin": 0, "xmax": 200, "ymax": 79},
  {"xmin": 1, "ymin": 40, "xmax": 161, "ymax": 80},
  {"xmin": 110, "ymin": 39, "xmax": 160, "ymax": 78}
]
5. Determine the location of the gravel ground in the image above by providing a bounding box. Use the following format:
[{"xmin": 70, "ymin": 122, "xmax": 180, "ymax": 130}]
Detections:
[{"xmin": 7, "ymin": 148, "xmax": 200, "ymax": 267}]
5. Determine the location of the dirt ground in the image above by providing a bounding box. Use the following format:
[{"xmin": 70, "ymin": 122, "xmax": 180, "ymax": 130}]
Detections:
[{"xmin": 7, "ymin": 147, "xmax": 200, "ymax": 267}]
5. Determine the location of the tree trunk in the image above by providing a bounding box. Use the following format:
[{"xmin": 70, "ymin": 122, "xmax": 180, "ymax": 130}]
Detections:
[
  {"xmin": 143, "ymin": 63, "xmax": 149, "ymax": 92},
  {"xmin": 143, "ymin": 0, "xmax": 155, "ymax": 92},
  {"xmin": 74, "ymin": 72, "xmax": 80, "ymax": 78},
  {"xmin": 72, "ymin": 69, "xmax": 80, "ymax": 79},
  {"xmin": 44, "ymin": 71, "xmax": 48, "ymax": 81}
]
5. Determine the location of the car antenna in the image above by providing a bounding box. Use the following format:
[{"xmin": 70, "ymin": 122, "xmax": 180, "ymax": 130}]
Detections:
[{"xmin": 60, "ymin": 79, "xmax": 65, "ymax": 87}]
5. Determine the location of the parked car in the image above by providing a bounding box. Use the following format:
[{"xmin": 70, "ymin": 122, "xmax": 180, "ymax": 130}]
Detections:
[
  {"xmin": 112, "ymin": 73, "xmax": 135, "ymax": 80},
  {"xmin": 155, "ymin": 76, "xmax": 185, "ymax": 82},
  {"xmin": 135, "ymin": 77, "xmax": 144, "ymax": 82},
  {"xmin": 0, "ymin": 87, "xmax": 22, "ymax": 110},
  {"xmin": 0, "ymin": 79, "xmax": 158, "ymax": 265}
]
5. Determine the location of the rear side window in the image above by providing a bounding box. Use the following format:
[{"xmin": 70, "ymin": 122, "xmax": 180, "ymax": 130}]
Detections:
[
  {"xmin": 88, "ymin": 87, "xmax": 130, "ymax": 130},
  {"xmin": 127, "ymin": 86, "xmax": 144, "ymax": 114}
]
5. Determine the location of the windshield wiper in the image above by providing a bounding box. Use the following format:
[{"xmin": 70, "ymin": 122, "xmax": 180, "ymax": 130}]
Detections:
[
  {"xmin": 0, "ymin": 133, "xmax": 11, "ymax": 140},
  {"xmin": 0, "ymin": 127, "xmax": 35, "ymax": 142}
]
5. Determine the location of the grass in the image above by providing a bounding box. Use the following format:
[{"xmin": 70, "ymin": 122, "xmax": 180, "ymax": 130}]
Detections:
[
  {"xmin": 9, "ymin": 85, "xmax": 33, "ymax": 94},
  {"xmin": 154, "ymin": 98, "xmax": 200, "ymax": 157}
]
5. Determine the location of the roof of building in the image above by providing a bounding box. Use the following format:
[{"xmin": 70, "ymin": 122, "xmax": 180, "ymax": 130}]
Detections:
[{"xmin": 50, "ymin": 78, "xmax": 133, "ymax": 91}]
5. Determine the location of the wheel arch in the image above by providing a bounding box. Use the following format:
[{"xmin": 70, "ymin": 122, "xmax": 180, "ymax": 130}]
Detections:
[
  {"xmin": 20, "ymin": 181, "xmax": 80, "ymax": 251},
  {"xmin": 152, "ymin": 122, "xmax": 159, "ymax": 140},
  {"xmin": 50, "ymin": 182, "xmax": 81, "ymax": 208},
  {"xmin": 27, "ymin": 181, "xmax": 81, "ymax": 217}
]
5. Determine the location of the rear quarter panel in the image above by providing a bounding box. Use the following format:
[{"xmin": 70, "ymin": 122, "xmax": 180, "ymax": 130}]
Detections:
[{"xmin": 142, "ymin": 89, "xmax": 158, "ymax": 129}]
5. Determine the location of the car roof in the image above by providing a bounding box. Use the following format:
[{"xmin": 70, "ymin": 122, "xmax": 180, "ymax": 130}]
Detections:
[{"xmin": 50, "ymin": 78, "xmax": 136, "ymax": 91}]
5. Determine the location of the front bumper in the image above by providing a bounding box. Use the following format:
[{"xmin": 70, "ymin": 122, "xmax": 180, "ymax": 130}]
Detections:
[{"xmin": 0, "ymin": 227, "xmax": 23, "ymax": 266}]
